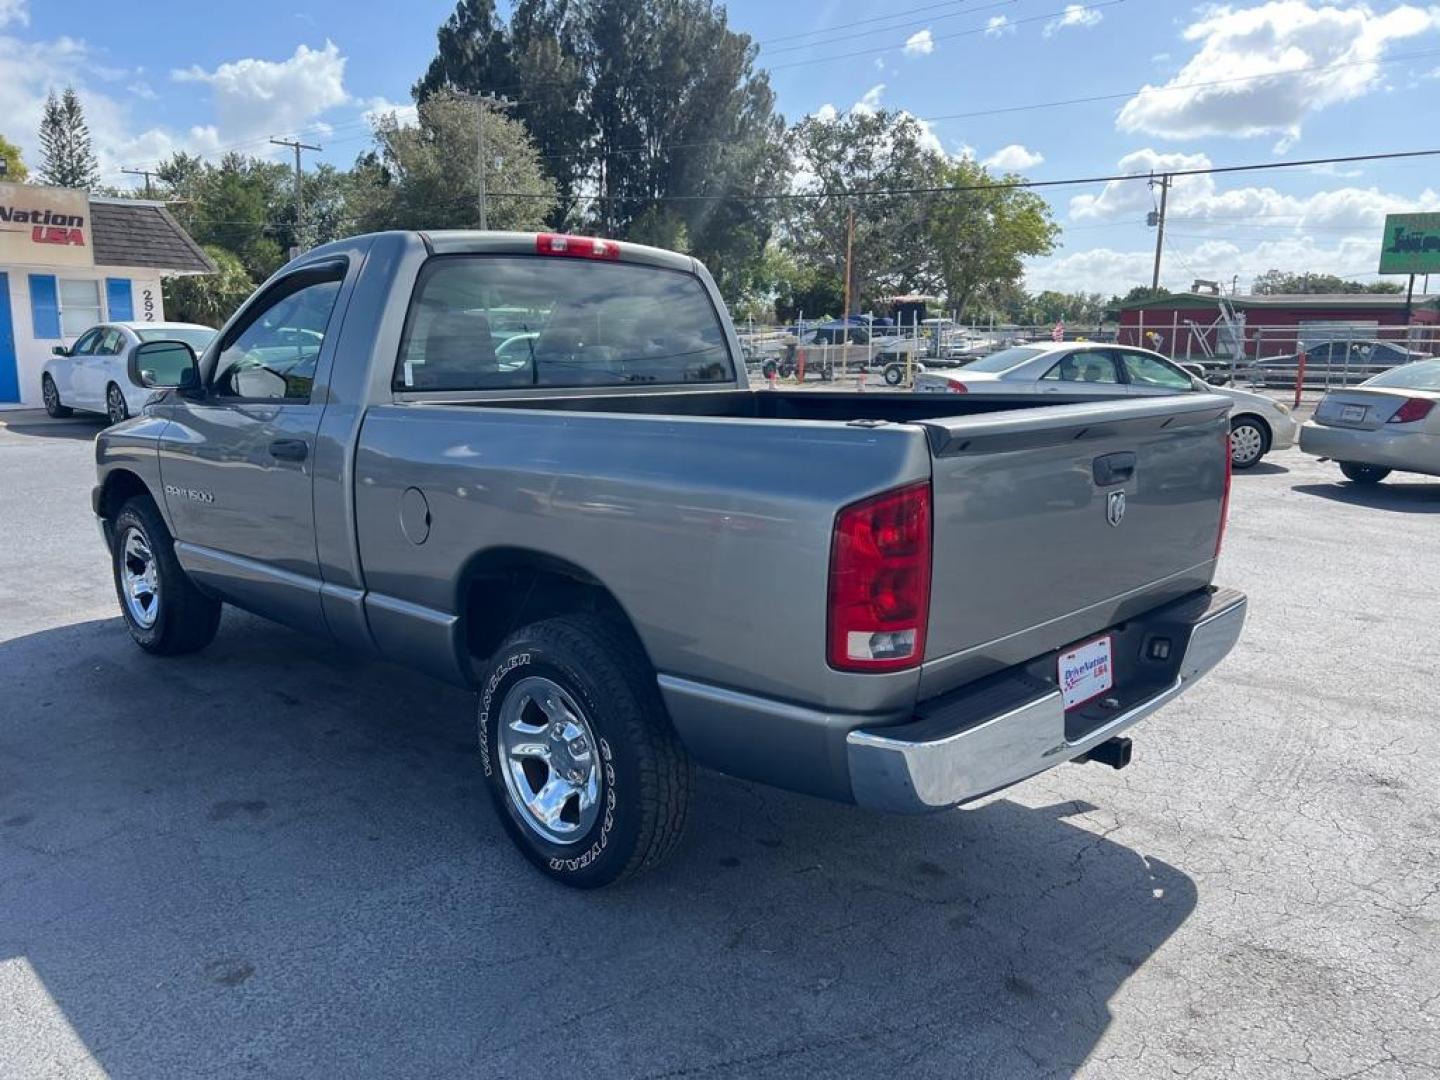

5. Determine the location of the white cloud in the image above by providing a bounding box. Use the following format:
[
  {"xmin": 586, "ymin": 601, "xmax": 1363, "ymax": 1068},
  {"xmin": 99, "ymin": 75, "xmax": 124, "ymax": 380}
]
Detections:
[
  {"xmin": 361, "ymin": 95, "xmax": 418, "ymax": 129},
  {"xmin": 850, "ymin": 83, "xmax": 886, "ymax": 115},
  {"xmin": 173, "ymin": 40, "xmax": 349, "ymax": 147},
  {"xmin": 1117, "ymin": 2, "xmax": 1440, "ymax": 142},
  {"xmin": 1037, "ymin": 145, "xmax": 1440, "ymax": 294},
  {"xmin": 0, "ymin": 0, "xmax": 27, "ymax": 29},
  {"xmin": 1044, "ymin": 4, "xmax": 1104, "ymax": 38},
  {"xmin": 985, "ymin": 15, "xmax": 1014, "ymax": 38},
  {"xmin": 903, "ymin": 29, "xmax": 935, "ymax": 56},
  {"xmin": 982, "ymin": 144, "xmax": 1045, "ymax": 171}
]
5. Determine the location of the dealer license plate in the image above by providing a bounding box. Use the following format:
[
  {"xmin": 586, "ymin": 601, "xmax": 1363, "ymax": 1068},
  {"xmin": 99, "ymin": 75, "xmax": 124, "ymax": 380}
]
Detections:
[{"xmin": 1059, "ymin": 635, "xmax": 1114, "ymax": 710}]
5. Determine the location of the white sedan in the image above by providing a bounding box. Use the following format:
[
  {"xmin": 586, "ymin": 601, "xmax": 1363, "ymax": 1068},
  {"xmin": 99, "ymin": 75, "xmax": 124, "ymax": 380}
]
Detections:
[
  {"xmin": 914, "ymin": 342, "xmax": 1298, "ymax": 469},
  {"xmin": 1299, "ymin": 359, "xmax": 1440, "ymax": 483},
  {"xmin": 42, "ymin": 321, "xmax": 216, "ymax": 425}
]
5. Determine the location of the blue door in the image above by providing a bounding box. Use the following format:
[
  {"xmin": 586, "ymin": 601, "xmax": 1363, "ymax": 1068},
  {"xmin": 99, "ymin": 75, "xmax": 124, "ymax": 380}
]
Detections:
[{"xmin": 0, "ymin": 273, "xmax": 19, "ymax": 403}]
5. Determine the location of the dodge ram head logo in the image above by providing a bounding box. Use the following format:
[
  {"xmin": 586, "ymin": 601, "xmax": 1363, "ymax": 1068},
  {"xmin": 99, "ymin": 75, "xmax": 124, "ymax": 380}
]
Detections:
[{"xmin": 1106, "ymin": 490, "xmax": 1127, "ymax": 527}]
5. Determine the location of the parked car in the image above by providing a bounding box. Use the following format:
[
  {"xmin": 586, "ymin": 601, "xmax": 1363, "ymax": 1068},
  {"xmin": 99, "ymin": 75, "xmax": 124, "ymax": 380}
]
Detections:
[
  {"xmin": 42, "ymin": 321, "xmax": 217, "ymax": 424},
  {"xmin": 93, "ymin": 231, "xmax": 1244, "ymax": 888},
  {"xmin": 1250, "ymin": 339, "xmax": 1431, "ymax": 389},
  {"xmin": 1298, "ymin": 359, "xmax": 1440, "ymax": 483},
  {"xmin": 914, "ymin": 343, "xmax": 1297, "ymax": 469}
]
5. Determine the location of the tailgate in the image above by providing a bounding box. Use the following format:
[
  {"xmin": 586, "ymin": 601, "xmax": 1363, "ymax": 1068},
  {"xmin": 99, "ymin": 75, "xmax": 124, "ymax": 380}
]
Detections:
[{"xmin": 918, "ymin": 394, "xmax": 1230, "ymax": 691}]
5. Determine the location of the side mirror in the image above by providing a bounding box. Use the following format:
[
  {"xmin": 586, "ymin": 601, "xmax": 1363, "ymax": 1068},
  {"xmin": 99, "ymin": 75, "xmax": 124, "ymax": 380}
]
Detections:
[
  {"xmin": 133, "ymin": 340, "xmax": 201, "ymax": 395},
  {"xmin": 51, "ymin": 345, "xmax": 68, "ymax": 357}
]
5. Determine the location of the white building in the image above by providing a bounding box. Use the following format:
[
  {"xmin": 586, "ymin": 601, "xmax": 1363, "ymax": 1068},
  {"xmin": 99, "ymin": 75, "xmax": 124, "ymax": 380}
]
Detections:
[{"xmin": 0, "ymin": 181, "xmax": 214, "ymax": 408}]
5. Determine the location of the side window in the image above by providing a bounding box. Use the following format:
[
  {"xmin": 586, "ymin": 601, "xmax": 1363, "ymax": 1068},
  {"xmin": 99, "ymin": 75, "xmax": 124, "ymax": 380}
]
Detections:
[
  {"xmin": 70, "ymin": 329, "xmax": 103, "ymax": 356},
  {"xmin": 212, "ymin": 266, "xmax": 344, "ymax": 401},
  {"xmin": 1118, "ymin": 350, "xmax": 1193, "ymax": 390},
  {"xmin": 97, "ymin": 328, "xmax": 126, "ymax": 356},
  {"xmin": 1040, "ymin": 350, "xmax": 1121, "ymax": 384}
]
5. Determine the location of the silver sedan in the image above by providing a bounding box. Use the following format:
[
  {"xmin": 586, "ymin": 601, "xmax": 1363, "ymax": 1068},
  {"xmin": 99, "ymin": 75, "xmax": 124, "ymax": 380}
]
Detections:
[
  {"xmin": 914, "ymin": 342, "xmax": 1298, "ymax": 469},
  {"xmin": 1299, "ymin": 359, "xmax": 1440, "ymax": 483}
]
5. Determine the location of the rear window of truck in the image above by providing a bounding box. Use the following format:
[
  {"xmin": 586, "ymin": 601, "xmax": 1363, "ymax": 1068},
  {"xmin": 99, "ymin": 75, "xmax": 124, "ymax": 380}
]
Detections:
[{"xmin": 396, "ymin": 256, "xmax": 735, "ymax": 391}]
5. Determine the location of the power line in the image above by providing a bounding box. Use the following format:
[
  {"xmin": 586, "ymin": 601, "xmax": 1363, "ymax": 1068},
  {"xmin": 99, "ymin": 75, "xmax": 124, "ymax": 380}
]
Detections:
[
  {"xmin": 768, "ymin": 0, "xmax": 1123, "ymax": 71},
  {"xmin": 761, "ymin": 0, "xmax": 1014, "ymax": 57},
  {"xmin": 757, "ymin": 0, "xmax": 992, "ymax": 45}
]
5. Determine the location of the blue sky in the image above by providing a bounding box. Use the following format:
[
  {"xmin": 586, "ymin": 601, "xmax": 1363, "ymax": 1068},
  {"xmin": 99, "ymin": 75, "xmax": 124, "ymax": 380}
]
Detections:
[{"xmin": 4, "ymin": 0, "xmax": 1440, "ymax": 295}]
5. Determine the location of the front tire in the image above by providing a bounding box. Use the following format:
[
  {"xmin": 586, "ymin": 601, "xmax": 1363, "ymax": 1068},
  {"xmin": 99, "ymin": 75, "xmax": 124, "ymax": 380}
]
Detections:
[
  {"xmin": 1339, "ymin": 462, "xmax": 1390, "ymax": 485},
  {"xmin": 111, "ymin": 496, "xmax": 222, "ymax": 654},
  {"xmin": 1229, "ymin": 417, "xmax": 1268, "ymax": 470},
  {"xmin": 42, "ymin": 375, "xmax": 72, "ymax": 418},
  {"xmin": 477, "ymin": 614, "xmax": 692, "ymax": 888},
  {"xmin": 105, "ymin": 383, "xmax": 130, "ymax": 425}
]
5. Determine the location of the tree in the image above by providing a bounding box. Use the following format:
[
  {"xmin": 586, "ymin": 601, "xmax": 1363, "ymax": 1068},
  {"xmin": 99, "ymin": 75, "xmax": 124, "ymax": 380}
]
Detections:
[
  {"xmin": 924, "ymin": 156, "xmax": 1058, "ymax": 319},
  {"xmin": 783, "ymin": 109, "xmax": 943, "ymax": 315},
  {"xmin": 1251, "ymin": 269, "xmax": 1402, "ymax": 295},
  {"xmin": 414, "ymin": 0, "xmax": 786, "ymax": 294},
  {"xmin": 352, "ymin": 90, "xmax": 556, "ymax": 232},
  {"xmin": 0, "ymin": 134, "xmax": 27, "ymax": 181},
  {"xmin": 37, "ymin": 87, "xmax": 99, "ymax": 188},
  {"xmin": 163, "ymin": 245, "xmax": 255, "ymax": 326}
]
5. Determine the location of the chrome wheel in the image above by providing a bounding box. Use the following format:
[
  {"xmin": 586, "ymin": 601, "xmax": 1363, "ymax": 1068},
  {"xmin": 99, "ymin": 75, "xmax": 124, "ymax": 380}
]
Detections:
[
  {"xmin": 120, "ymin": 526, "xmax": 160, "ymax": 628},
  {"xmin": 107, "ymin": 385, "xmax": 128, "ymax": 424},
  {"xmin": 496, "ymin": 676, "xmax": 602, "ymax": 845},
  {"xmin": 1230, "ymin": 422, "xmax": 1265, "ymax": 468}
]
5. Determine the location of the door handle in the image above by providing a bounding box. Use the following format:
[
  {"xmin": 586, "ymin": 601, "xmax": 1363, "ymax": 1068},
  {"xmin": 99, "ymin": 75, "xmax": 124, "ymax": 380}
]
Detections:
[
  {"xmin": 269, "ymin": 438, "xmax": 309, "ymax": 462},
  {"xmin": 1093, "ymin": 451, "xmax": 1136, "ymax": 486}
]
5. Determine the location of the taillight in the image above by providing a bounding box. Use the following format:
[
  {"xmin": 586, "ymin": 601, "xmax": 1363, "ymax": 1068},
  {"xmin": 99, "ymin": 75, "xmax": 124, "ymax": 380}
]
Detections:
[
  {"xmin": 1387, "ymin": 397, "xmax": 1434, "ymax": 424},
  {"xmin": 536, "ymin": 233, "xmax": 621, "ymax": 260},
  {"xmin": 827, "ymin": 482, "xmax": 932, "ymax": 671},
  {"xmin": 1216, "ymin": 425, "xmax": 1232, "ymax": 558},
  {"xmin": 945, "ymin": 380, "xmax": 968, "ymax": 394}
]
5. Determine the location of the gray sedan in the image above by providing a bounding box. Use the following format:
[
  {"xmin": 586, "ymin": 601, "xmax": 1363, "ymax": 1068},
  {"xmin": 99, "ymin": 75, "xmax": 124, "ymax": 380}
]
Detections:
[{"xmin": 1298, "ymin": 359, "xmax": 1440, "ymax": 483}]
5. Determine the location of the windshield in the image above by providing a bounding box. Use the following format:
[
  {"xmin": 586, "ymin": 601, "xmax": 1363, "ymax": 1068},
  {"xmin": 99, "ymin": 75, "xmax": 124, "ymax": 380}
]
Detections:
[
  {"xmin": 1362, "ymin": 359, "xmax": 1440, "ymax": 391},
  {"xmin": 961, "ymin": 345, "xmax": 1049, "ymax": 373},
  {"xmin": 396, "ymin": 256, "xmax": 734, "ymax": 390},
  {"xmin": 136, "ymin": 328, "xmax": 216, "ymax": 352}
]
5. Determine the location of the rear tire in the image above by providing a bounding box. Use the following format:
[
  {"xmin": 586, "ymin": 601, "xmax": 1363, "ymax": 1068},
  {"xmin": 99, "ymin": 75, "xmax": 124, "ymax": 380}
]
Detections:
[
  {"xmin": 1338, "ymin": 462, "xmax": 1390, "ymax": 485},
  {"xmin": 105, "ymin": 383, "xmax": 130, "ymax": 426},
  {"xmin": 477, "ymin": 614, "xmax": 692, "ymax": 888},
  {"xmin": 42, "ymin": 375, "xmax": 71, "ymax": 418},
  {"xmin": 884, "ymin": 362, "xmax": 905, "ymax": 386},
  {"xmin": 111, "ymin": 496, "xmax": 222, "ymax": 655}
]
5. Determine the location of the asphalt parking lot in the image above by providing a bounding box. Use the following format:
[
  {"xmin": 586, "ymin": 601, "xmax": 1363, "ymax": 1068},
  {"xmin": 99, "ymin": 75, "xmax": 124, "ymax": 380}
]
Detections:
[{"xmin": 2, "ymin": 408, "xmax": 1438, "ymax": 1079}]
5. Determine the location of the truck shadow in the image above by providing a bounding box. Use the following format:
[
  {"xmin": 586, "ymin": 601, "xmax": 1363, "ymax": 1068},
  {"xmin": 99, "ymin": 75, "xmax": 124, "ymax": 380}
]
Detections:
[
  {"xmin": 0, "ymin": 413, "xmax": 107, "ymax": 442},
  {"xmin": 0, "ymin": 612, "xmax": 1197, "ymax": 1078}
]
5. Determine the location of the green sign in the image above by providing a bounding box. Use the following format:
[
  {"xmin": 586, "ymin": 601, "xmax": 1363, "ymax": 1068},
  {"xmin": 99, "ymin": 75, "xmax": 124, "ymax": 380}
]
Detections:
[{"xmin": 1378, "ymin": 212, "xmax": 1440, "ymax": 274}]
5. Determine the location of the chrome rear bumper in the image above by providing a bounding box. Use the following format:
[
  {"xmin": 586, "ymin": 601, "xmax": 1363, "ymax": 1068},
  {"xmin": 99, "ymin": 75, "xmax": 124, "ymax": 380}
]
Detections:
[{"xmin": 847, "ymin": 588, "xmax": 1247, "ymax": 812}]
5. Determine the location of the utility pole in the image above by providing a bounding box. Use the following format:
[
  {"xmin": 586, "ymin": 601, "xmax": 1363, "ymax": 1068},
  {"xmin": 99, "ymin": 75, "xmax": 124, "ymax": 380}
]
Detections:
[
  {"xmin": 270, "ymin": 136, "xmax": 322, "ymax": 256},
  {"xmin": 1149, "ymin": 172, "xmax": 1172, "ymax": 291},
  {"xmin": 842, "ymin": 204, "xmax": 855, "ymax": 318},
  {"xmin": 454, "ymin": 92, "xmax": 512, "ymax": 231},
  {"xmin": 122, "ymin": 167, "xmax": 157, "ymax": 198}
]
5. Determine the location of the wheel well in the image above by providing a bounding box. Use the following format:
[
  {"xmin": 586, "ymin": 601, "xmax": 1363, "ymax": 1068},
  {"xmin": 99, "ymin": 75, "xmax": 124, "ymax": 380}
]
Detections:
[
  {"xmin": 459, "ymin": 550, "xmax": 642, "ymax": 665},
  {"xmin": 97, "ymin": 469, "xmax": 153, "ymax": 522},
  {"xmin": 1230, "ymin": 412, "xmax": 1271, "ymax": 448}
]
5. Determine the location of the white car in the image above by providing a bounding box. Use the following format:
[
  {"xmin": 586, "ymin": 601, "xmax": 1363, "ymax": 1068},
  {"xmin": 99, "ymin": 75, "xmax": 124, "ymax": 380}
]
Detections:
[
  {"xmin": 1299, "ymin": 359, "xmax": 1440, "ymax": 483},
  {"xmin": 42, "ymin": 321, "xmax": 217, "ymax": 425},
  {"xmin": 914, "ymin": 342, "xmax": 1298, "ymax": 469}
]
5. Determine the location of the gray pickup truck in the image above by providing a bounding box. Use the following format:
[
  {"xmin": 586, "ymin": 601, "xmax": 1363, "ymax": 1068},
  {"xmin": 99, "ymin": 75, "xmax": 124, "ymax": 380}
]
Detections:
[{"xmin": 94, "ymin": 231, "xmax": 1246, "ymax": 887}]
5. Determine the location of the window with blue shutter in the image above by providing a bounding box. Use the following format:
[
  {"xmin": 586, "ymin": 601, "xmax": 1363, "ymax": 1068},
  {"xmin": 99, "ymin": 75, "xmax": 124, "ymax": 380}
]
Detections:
[
  {"xmin": 29, "ymin": 275, "xmax": 61, "ymax": 339},
  {"xmin": 106, "ymin": 278, "xmax": 134, "ymax": 322}
]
